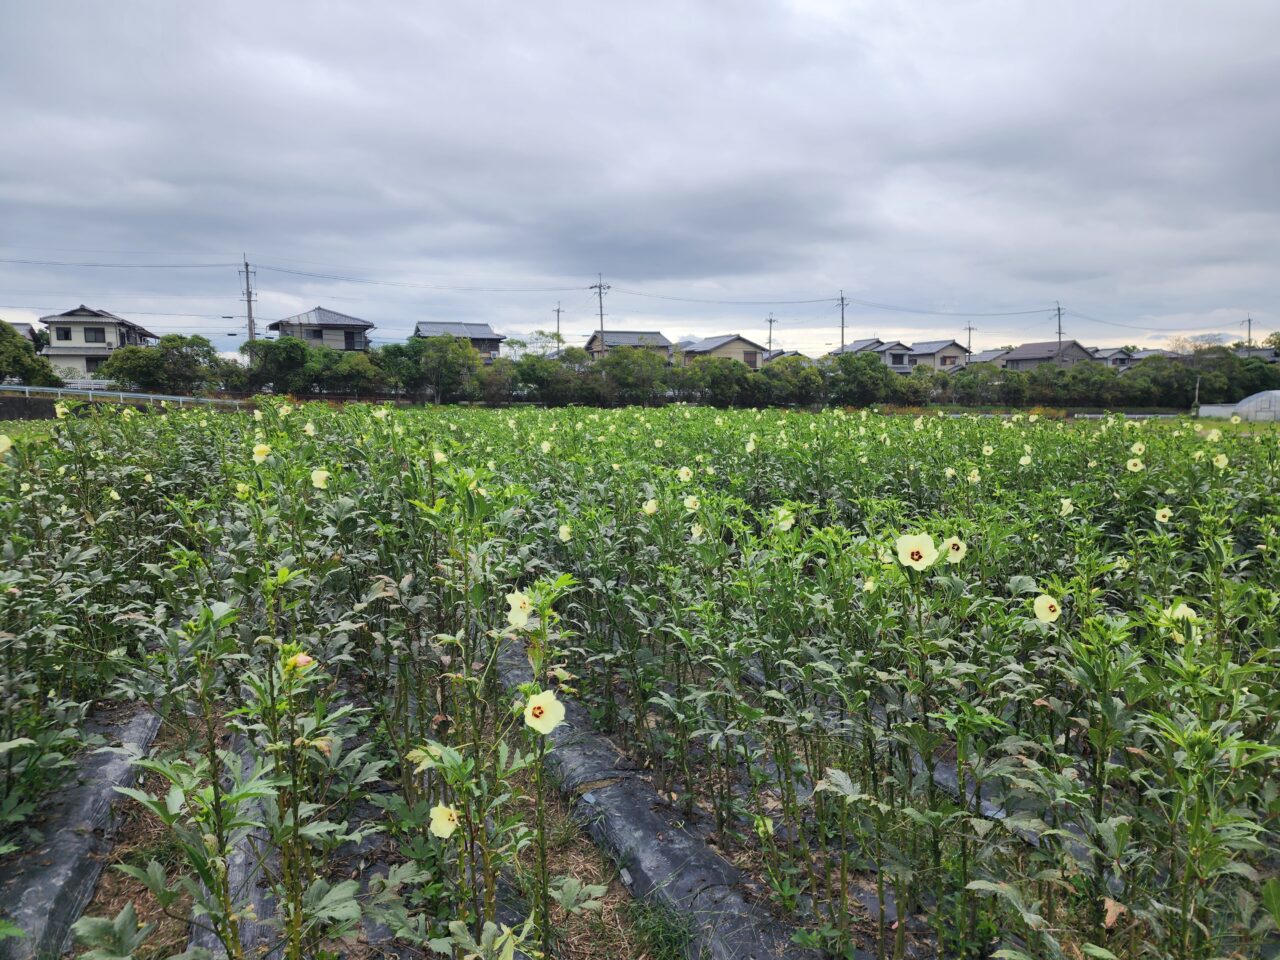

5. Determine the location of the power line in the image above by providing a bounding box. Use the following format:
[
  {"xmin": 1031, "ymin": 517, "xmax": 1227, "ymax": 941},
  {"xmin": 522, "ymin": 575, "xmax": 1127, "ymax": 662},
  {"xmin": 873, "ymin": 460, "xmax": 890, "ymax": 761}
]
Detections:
[
  {"xmin": 1062, "ymin": 309, "xmax": 1234, "ymax": 334},
  {"xmin": 614, "ymin": 288, "xmax": 838, "ymax": 305},
  {"xmin": 0, "ymin": 257, "xmax": 237, "ymax": 269},
  {"xmin": 256, "ymin": 263, "xmax": 581, "ymax": 293}
]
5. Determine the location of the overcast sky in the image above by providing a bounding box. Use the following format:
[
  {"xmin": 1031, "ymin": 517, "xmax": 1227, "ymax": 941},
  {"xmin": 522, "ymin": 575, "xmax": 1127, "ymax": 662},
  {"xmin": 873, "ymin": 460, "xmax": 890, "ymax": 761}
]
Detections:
[{"xmin": 2, "ymin": 1, "xmax": 1278, "ymax": 356}]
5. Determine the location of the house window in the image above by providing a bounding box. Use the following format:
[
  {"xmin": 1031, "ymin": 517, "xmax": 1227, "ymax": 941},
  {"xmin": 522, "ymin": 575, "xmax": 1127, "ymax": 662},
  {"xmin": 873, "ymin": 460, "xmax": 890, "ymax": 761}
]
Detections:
[
  {"xmin": 941, "ymin": 355, "xmax": 957, "ymax": 366},
  {"xmin": 890, "ymin": 353, "xmax": 906, "ymax": 365},
  {"xmin": 344, "ymin": 331, "xmax": 359, "ymax": 350},
  {"xmin": 84, "ymin": 327, "xmax": 106, "ymax": 343},
  {"xmin": 307, "ymin": 328, "xmax": 324, "ymax": 340},
  {"xmin": 743, "ymin": 351, "xmax": 758, "ymax": 369},
  {"xmin": 85, "ymin": 357, "xmax": 104, "ymax": 373},
  {"xmin": 56, "ymin": 326, "xmax": 72, "ymax": 340}
]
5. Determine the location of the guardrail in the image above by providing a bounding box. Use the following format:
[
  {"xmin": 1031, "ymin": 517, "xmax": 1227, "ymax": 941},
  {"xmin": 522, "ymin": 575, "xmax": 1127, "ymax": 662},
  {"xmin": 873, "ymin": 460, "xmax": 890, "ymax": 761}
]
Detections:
[{"xmin": 0, "ymin": 383, "xmax": 246, "ymax": 407}]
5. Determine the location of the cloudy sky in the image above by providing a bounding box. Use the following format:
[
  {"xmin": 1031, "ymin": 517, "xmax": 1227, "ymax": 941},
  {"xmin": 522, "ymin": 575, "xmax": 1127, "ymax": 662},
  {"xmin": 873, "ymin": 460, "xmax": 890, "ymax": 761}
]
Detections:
[{"xmin": 2, "ymin": 1, "xmax": 1277, "ymax": 356}]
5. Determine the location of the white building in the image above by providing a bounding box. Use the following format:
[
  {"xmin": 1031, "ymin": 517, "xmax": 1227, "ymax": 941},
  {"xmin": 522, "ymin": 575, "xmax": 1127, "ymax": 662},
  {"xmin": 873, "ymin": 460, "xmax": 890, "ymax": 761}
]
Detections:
[{"xmin": 40, "ymin": 305, "xmax": 158, "ymax": 375}]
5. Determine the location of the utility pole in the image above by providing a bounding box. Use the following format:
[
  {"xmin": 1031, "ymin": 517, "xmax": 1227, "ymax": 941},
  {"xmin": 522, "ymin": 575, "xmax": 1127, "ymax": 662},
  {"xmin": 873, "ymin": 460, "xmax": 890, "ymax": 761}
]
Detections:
[
  {"xmin": 590, "ymin": 273, "xmax": 610, "ymax": 356},
  {"xmin": 1245, "ymin": 314, "xmax": 1253, "ymax": 350},
  {"xmin": 766, "ymin": 313, "xmax": 776, "ymax": 354},
  {"xmin": 1055, "ymin": 301, "xmax": 1063, "ymax": 361},
  {"xmin": 838, "ymin": 290, "xmax": 848, "ymax": 352},
  {"xmin": 241, "ymin": 254, "xmax": 256, "ymax": 342},
  {"xmin": 553, "ymin": 302, "xmax": 563, "ymax": 344},
  {"xmin": 964, "ymin": 322, "xmax": 976, "ymax": 355}
]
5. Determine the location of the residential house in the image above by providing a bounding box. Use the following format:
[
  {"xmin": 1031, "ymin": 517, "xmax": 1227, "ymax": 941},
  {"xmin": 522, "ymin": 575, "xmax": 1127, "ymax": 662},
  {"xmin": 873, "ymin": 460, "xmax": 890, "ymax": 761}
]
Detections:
[
  {"xmin": 414, "ymin": 321, "xmax": 507, "ymax": 364},
  {"xmin": 584, "ymin": 330, "xmax": 672, "ymax": 362},
  {"xmin": 908, "ymin": 340, "xmax": 969, "ymax": 371},
  {"xmin": 967, "ymin": 348, "xmax": 1009, "ymax": 366},
  {"xmin": 40, "ymin": 305, "xmax": 158, "ymax": 375},
  {"xmin": 871, "ymin": 341, "xmax": 913, "ymax": 374},
  {"xmin": 677, "ymin": 334, "xmax": 768, "ymax": 369},
  {"xmin": 1235, "ymin": 347, "xmax": 1280, "ymax": 364},
  {"xmin": 764, "ymin": 349, "xmax": 807, "ymax": 362},
  {"xmin": 4, "ymin": 320, "xmax": 40, "ymax": 347},
  {"xmin": 998, "ymin": 340, "xmax": 1096, "ymax": 371},
  {"xmin": 1090, "ymin": 347, "xmax": 1134, "ymax": 370},
  {"xmin": 267, "ymin": 306, "xmax": 374, "ymax": 351}
]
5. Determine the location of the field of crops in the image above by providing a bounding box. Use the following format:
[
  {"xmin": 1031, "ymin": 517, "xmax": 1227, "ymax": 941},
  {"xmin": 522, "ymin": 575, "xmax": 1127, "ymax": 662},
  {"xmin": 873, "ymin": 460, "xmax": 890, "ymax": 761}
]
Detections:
[{"xmin": 1, "ymin": 402, "xmax": 1278, "ymax": 960}]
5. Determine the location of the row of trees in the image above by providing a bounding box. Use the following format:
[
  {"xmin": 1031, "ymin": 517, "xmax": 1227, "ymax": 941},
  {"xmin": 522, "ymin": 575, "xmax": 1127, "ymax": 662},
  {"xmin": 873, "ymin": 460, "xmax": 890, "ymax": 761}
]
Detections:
[{"xmin": 5, "ymin": 320, "xmax": 1277, "ymax": 411}]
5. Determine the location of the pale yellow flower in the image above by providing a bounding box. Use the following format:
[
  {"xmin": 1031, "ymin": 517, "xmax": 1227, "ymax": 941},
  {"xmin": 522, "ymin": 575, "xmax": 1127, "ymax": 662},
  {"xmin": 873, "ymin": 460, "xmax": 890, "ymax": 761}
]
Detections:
[
  {"xmin": 941, "ymin": 536, "xmax": 967, "ymax": 563},
  {"xmin": 506, "ymin": 591, "xmax": 533, "ymax": 629},
  {"xmin": 540, "ymin": 440, "xmax": 552, "ymax": 454},
  {"xmin": 304, "ymin": 421, "xmax": 316, "ymax": 437},
  {"xmin": 944, "ymin": 466, "xmax": 956, "ymax": 479},
  {"xmin": 1060, "ymin": 498, "xmax": 1073, "ymax": 517},
  {"xmin": 982, "ymin": 444, "xmax": 994, "ymax": 456},
  {"xmin": 311, "ymin": 469, "xmax": 330, "ymax": 490},
  {"xmin": 372, "ymin": 408, "xmax": 390, "ymax": 420},
  {"xmin": 1230, "ymin": 415, "xmax": 1242, "ymax": 425},
  {"xmin": 896, "ymin": 534, "xmax": 938, "ymax": 571},
  {"xmin": 1126, "ymin": 458, "xmax": 1144, "ymax": 473},
  {"xmin": 524, "ymin": 689, "xmax": 565, "ymax": 735},
  {"xmin": 1019, "ymin": 455, "xmax": 1032, "ymax": 466},
  {"xmin": 1205, "ymin": 428, "xmax": 1221, "ymax": 442},
  {"xmin": 55, "ymin": 403, "xmax": 69, "ymax": 419},
  {"xmin": 683, "ymin": 495, "xmax": 700, "ymax": 513},
  {"xmin": 433, "ymin": 449, "xmax": 447, "ymax": 465},
  {"xmin": 773, "ymin": 506, "xmax": 795, "ymax": 532},
  {"xmin": 1033, "ymin": 595, "xmax": 1061, "ymax": 623},
  {"xmin": 253, "ymin": 443, "xmax": 272, "ymax": 464},
  {"xmin": 642, "ymin": 498, "xmax": 658, "ymax": 515},
  {"xmin": 0, "ymin": 435, "xmax": 11, "ymax": 454},
  {"xmin": 677, "ymin": 466, "xmax": 693, "ymax": 482},
  {"xmin": 558, "ymin": 523, "xmax": 572, "ymax": 543},
  {"xmin": 967, "ymin": 468, "xmax": 981, "ymax": 484},
  {"xmin": 108, "ymin": 489, "xmax": 121, "ymax": 502},
  {"xmin": 1131, "ymin": 441, "xmax": 1145, "ymax": 455},
  {"xmin": 690, "ymin": 523, "xmax": 704, "ymax": 540},
  {"xmin": 862, "ymin": 577, "xmax": 877, "ymax": 594},
  {"xmin": 1154, "ymin": 506, "xmax": 1171, "ymax": 523},
  {"xmin": 1213, "ymin": 453, "xmax": 1228, "ymax": 469},
  {"xmin": 429, "ymin": 804, "xmax": 461, "ymax": 839}
]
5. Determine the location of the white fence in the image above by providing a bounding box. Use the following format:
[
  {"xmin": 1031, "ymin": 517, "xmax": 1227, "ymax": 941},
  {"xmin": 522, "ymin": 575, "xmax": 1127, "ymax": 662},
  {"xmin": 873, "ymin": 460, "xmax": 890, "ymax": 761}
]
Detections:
[
  {"xmin": 0, "ymin": 383, "xmax": 245, "ymax": 407},
  {"xmin": 1197, "ymin": 404, "xmax": 1235, "ymax": 419}
]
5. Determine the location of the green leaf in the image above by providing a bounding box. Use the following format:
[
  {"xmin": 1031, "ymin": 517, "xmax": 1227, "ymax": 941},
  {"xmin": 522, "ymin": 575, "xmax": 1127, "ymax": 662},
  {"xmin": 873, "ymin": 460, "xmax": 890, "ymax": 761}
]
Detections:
[{"xmin": 1261, "ymin": 877, "xmax": 1280, "ymax": 928}]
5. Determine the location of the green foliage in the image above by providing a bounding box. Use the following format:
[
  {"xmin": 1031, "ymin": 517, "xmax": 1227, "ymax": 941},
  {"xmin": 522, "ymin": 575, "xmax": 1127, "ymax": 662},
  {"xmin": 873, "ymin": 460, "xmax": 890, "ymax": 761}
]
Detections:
[
  {"xmin": 0, "ymin": 320, "xmax": 62, "ymax": 386},
  {"xmin": 99, "ymin": 334, "xmax": 240, "ymax": 394}
]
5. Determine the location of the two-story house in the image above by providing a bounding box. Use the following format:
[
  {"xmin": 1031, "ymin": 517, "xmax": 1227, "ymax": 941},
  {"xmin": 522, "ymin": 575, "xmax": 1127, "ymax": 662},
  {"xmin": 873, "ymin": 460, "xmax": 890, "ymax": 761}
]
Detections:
[
  {"xmin": 676, "ymin": 334, "xmax": 768, "ymax": 370},
  {"xmin": 999, "ymin": 340, "xmax": 1097, "ymax": 371},
  {"xmin": 584, "ymin": 330, "xmax": 672, "ymax": 362},
  {"xmin": 414, "ymin": 321, "xmax": 506, "ymax": 363},
  {"xmin": 908, "ymin": 340, "xmax": 970, "ymax": 371},
  {"xmin": 40, "ymin": 305, "xmax": 157, "ymax": 375},
  {"xmin": 267, "ymin": 306, "xmax": 374, "ymax": 351},
  {"xmin": 1090, "ymin": 347, "xmax": 1135, "ymax": 370}
]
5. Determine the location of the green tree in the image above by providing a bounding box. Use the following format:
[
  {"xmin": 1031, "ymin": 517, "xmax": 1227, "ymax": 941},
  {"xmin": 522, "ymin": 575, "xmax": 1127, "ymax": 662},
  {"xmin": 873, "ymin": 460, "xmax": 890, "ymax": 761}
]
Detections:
[
  {"xmin": 479, "ymin": 357, "xmax": 518, "ymax": 405},
  {"xmin": 825, "ymin": 351, "xmax": 894, "ymax": 406},
  {"xmin": 242, "ymin": 336, "xmax": 313, "ymax": 394},
  {"xmin": 99, "ymin": 335, "xmax": 227, "ymax": 394},
  {"xmin": 758, "ymin": 356, "xmax": 824, "ymax": 406},
  {"xmin": 688, "ymin": 356, "xmax": 750, "ymax": 407},
  {"xmin": 0, "ymin": 320, "xmax": 62, "ymax": 386},
  {"xmin": 599, "ymin": 347, "xmax": 667, "ymax": 406}
]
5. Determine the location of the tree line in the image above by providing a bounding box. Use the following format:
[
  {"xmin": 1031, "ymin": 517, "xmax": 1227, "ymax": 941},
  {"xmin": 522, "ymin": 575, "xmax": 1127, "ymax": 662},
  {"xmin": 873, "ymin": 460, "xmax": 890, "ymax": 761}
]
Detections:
[{"xmin": 3, "ymin": 320, "xmax": 1278, "ymax": 410}]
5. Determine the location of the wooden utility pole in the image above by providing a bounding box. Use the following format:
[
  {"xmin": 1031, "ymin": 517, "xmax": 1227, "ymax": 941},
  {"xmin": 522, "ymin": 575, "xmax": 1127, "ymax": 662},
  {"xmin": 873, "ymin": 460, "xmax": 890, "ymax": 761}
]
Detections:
[
  {"xmin": 554, "ymin": 302, "xmax": 563, "ymax": 344},
  {"xmin": 241, "ymin": 255, "xmax": 256, "ymax": 341},
  {"xmin": 964, "ymin": 322, "xmax": 976, "ymax": 355},
  {"xmin": 1055, "ymin": 301, "xmax": 1063, "ymax": 361},
  {"xmin": 766, "ymin": 313, "xmax": 776, "ymax": 354},
  {"xmin": 590, "ymin": 274, "xmax": 610, "ymax": 355}
]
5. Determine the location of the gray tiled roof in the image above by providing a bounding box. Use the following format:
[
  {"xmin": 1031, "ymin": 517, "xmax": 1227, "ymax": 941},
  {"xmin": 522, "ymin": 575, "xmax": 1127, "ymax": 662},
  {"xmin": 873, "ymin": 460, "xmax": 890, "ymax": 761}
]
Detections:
[
  {"xmin": 910, "ymin": 339, "xmax": 967, "ymax": 355},
  {"xmin": 270, "ymin": 306, "xmax": 374, "ymax": 330},
  {"xmin": 682, "ymin": 334, "xmax": 767, "ymax": 353},
  {"xmin": 968, "ymin": 349, "xmax": 1008, "ymax": 364},
  {"xmin": 829, "ymin": 338, "xmax": 881, "ymax": 355},
  {"xmin": 870, "ymin": 340, "xmax": 911, "ymax": 353},
  {"xmin": 414, "ymin": 321, "xmax": 505, "ymax": 340},
  {"xmin": 589, "ymin": 330, "xmax": 672, "ymax": 348},
  {"xmin": 1000, "ymin": 340, "xmax": 1090, "ymax": 360},
  {"xmin": 5, "ymin": 321, "xmax": 37, "ymax": 342}
]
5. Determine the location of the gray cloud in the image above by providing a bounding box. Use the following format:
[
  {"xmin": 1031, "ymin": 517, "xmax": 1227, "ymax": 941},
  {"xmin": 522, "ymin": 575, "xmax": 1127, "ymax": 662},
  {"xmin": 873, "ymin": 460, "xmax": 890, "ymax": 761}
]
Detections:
[{"xmin": 2, "ymin": 0, "xmax": 1278, "ymax": 356}]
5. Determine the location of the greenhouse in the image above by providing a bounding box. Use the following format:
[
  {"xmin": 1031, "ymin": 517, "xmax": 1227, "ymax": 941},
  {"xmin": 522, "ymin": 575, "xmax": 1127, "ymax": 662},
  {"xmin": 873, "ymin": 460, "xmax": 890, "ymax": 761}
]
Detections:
[{"xmin": 1233, "ymin": 389, "xmax": 1280, "ymax": 421}]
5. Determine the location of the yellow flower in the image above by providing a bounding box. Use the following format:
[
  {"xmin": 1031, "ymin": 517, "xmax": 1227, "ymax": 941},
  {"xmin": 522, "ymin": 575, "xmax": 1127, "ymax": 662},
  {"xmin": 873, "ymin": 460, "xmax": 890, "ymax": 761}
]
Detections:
[
  {"xmin": 642, "ymin": 498, "xmax": 658, "ymax": 515},
  {"xmin": 982, "ymin": 444, "xmax": 994, "ymax": 456},
  {"xmin": 1154, "ymin": 506, "xmax": 1171, "ymax": 523},
  {"xmin": 253, "ymin": 443, "xmax": 272, "ymax": 464},
  {"xmin": 967, "ymin": 468, "xmax": 981, "ymax": 484},
  {"xmin": 653, "ymin": 438, "xmax": 664, "ymax": 448},
  {"xmin": 55, "ymin": 403, "xmax": 69, "ymax": 419},
  {"xmin": 524, "ymin": 689, "xmax": 565, "ymax": 735},
  {"xmin": 895, "ymin": 534, "xmax": 938, "ymax": 571},
  {"xmin": 1028, "ymin": 414, "xmax": 1039, "ymax": 422},
  {"xmin": 690, "ymin": 522, "xmax": 704, "ymax": 540},
  {"xmin": 235, "ymin": 481, "xmax": 252, "ymax": 499},
  {"xmin": 1125, "ymin": 458, "xmax": 1144, "ymax": 473},
  {"xmin": 558, "ymin": 523, "xmax": 572, "ymax": 543},
  {"xmin": 506, "ymin": 591, "xmax": 533, "ymax": 629},
  {"xmin": 773, "ymin": 506, "xmax": 795, "ymax": 532},
  {"xmin": 311, "ymin": 469, "xmax": 330, "ymax": 490},
  {"xmin": 745, "ymin": 437, "xmax": 756, "ymax": 454},
  {"xmin": 944, "ymin": 466, "xmax": 956, "ymax": 479},
  {"xmin": 1205, "ymin": 428, "xmax": 1221, "ymax": 442},
  {"xmin": 143, "ymin": 473, "xmax": 152, "ymax": 483},
  {"xmin": 1033, "ymin": 595, "xmax": 1061, "ymax": 623},
  {"xmin": 1131, "ymin": 441, "xmax": 1145, "ymax": 455},
  {"xmin": 677, "ymin": 466, "xmax": 693, "ymax": 482},
  {"xmin": 429, "ymin": 804, "xmax": 461, "ymax": 839},
  {"xmin": 683, "ymin": 495, "xmax": 700, "ymax": 513},
  {"xmin": 1192, "ymin": 450, "xmax": 1205, "ymax": 462},
  {"xmin": 108, "ymin": 489, "xmax": 121, "ymax": 501},
  {"xmin": 1059, "ymin": 498, "xmax": 1073, "ymax": 517},
  {"xmin": 941, "ymin": 536, "xmax": 967, "ymax": 563},
  {"xmin": 0, "ymin": 434, "xmax": 11, "ymax": 455},
  {"xmin": 372, "ymin": 408, "xmax": 390, "ymax": 420},
  {"xmin": 432, "ymin": 449, "xmax": 448, "ymax": 465},
  {"xmin": 302, "ymin": 421, "xmax": 316, "ymax": 437},
  {"xmin": 1231, "ymin": 414, "xmax": 1242, "ymax": 424},
  {"xmin": 1019, "ymin": 455, "xmax": 1032, "ymax": 466},
  {"xmin": 862, "ymin": 577, "xmax": 877, "ymax": 594},
  {"xmin": 254, "ymin": 409, "xmax": 264, "ymax": 421},
  {"xmin": 1168, "ymin": 602, "xmax": 1196, "ymax": 622},
  {"xmin": 540, "ymin": 440, "xmax": 552, "ymax": 454},
  {"xmin": 1213, "ymin": 453, "xmax": 1228, "ymax": 469}
]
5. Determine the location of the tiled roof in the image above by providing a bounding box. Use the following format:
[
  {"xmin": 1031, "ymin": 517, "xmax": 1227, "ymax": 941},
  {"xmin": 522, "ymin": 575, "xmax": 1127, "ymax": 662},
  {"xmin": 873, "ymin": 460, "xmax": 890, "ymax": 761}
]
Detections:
[
  {"xmin": 39, "ymin": 305, "xmax": 157, "ymax": 339},
  {"xmin": 414, "ymin": 321, "xmax": 505, "ymax": 340},
  {"xmin": 829, "ymin": 338, "xmax": 881, "ymax": 355},
  {"xmin": 682, "ymin": 334, "xmax": 767, "ymax": 353},
  {"xmin": 910, "ymin": 339, "xmax": 967, "ymax": 355},
  {"xmin": 270, "ymin": 306, "xmax": 375, "ymax": 330},
  {"xmin": 588, "ymin": 330, "xmax": 672, "ymax": 348},
  {"xmin": 1000, "ymin": 340, "xmax": 1090, "ymax": 360}
]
